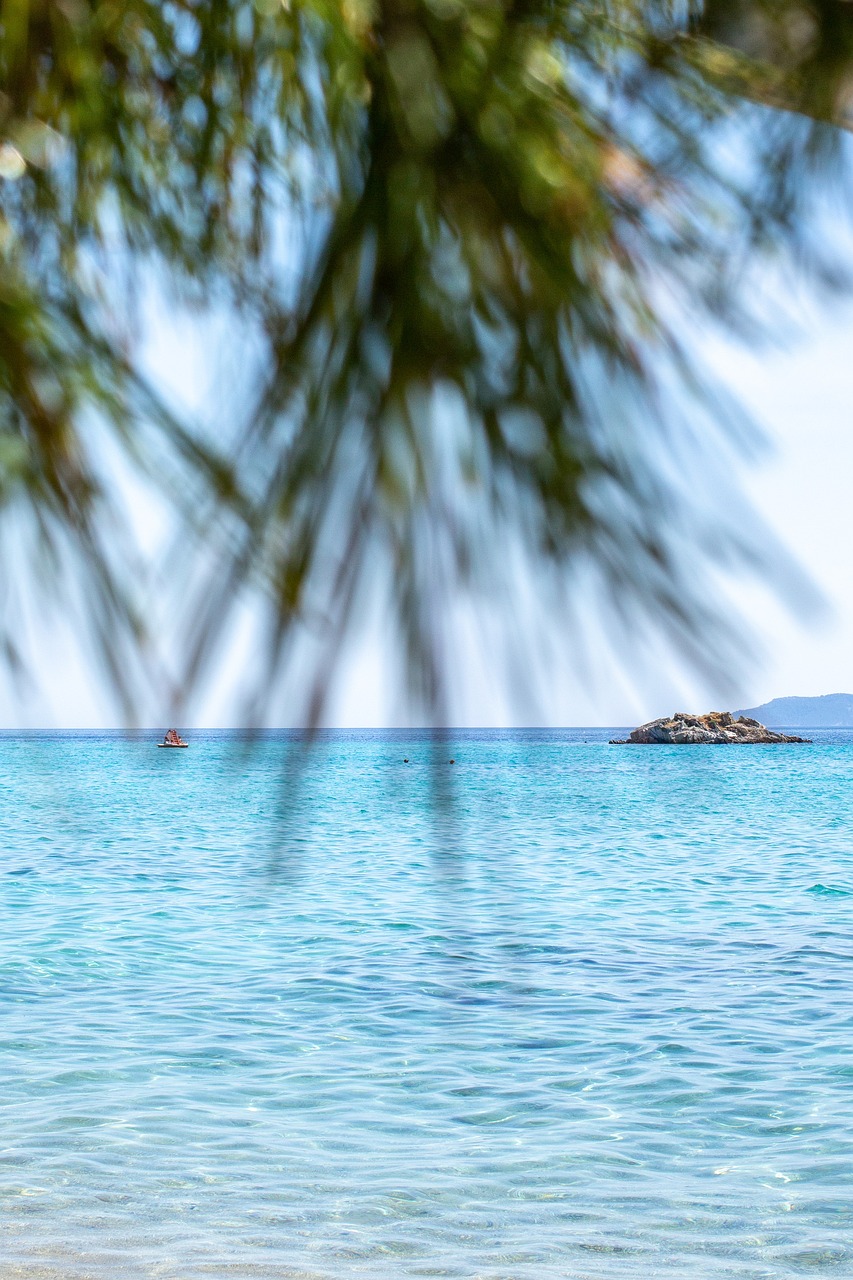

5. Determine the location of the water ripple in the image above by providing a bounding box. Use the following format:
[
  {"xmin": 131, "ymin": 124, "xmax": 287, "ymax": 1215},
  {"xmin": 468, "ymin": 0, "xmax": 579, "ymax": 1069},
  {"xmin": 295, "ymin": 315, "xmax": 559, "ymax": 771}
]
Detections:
[{"xmin": 0, "ymin": 729, "xmax": 852, "ymax": 1277}]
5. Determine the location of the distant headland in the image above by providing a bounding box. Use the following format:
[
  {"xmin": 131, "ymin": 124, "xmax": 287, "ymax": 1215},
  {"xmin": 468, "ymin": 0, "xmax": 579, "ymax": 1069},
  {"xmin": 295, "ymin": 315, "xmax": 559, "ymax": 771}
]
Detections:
[
  {"xmin": 735, "ymin": 693, "xmax": 853, "ymax": 728},
  {"xmin": 610, "ymin": 711, "xmax": 811, "ymax": 745}
]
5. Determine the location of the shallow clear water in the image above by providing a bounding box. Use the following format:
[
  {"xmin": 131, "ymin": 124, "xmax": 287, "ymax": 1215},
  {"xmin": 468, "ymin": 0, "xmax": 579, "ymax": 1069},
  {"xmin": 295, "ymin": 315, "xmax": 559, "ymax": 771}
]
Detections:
[{"xmin": 1, "ymin": 728, "xmax": 852, "ymax": 1278}]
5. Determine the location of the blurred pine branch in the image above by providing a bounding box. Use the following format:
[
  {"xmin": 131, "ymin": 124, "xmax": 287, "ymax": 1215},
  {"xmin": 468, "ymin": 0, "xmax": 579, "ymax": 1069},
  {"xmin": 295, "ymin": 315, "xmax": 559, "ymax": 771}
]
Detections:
[{"xmin": 0, "ymin": 1, "xmax": 847, "ymax": 719}]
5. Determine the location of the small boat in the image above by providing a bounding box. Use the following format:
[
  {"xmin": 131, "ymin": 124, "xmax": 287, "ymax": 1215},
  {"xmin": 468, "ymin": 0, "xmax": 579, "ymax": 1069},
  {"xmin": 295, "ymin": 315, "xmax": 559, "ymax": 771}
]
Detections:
[{"xmin": 158, "ymin": 728, "xmax": 189, "ymax": 748}]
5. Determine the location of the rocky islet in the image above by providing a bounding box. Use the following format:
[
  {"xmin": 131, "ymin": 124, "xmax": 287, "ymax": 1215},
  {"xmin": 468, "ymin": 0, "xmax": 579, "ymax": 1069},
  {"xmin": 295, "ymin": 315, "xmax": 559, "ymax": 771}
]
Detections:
[{"xmin": 610, "ymin": 711, "xmax": 811, "ymax": 745}]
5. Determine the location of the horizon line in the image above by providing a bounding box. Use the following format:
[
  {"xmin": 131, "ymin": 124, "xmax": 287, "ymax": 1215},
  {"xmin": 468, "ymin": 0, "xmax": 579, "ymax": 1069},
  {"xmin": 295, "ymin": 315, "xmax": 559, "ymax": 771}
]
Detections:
[{"xmin": 1, "ymin": 723, "xmax": 852, "ymax": 733}]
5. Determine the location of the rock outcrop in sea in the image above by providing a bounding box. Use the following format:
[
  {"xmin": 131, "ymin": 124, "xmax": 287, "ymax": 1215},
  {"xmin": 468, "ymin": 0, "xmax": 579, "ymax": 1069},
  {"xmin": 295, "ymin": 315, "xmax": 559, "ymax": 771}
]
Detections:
[{"xmin": 609, "ymin": 711, "xmax": 811, "ymax": 745}]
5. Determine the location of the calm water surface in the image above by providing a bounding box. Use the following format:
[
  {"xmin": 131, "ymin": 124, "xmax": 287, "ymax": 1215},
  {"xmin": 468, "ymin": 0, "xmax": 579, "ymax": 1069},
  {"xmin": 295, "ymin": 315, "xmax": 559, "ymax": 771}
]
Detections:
[{"xmin": 1, "ymin": 728, "xmax": 852, "ymax": 1278}]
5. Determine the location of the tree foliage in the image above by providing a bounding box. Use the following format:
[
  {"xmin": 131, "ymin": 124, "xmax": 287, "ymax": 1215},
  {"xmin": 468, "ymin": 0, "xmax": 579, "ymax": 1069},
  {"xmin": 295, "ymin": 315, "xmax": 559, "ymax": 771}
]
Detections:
[{"xmin": 0, "ymin": 1, "xmax": 849, "ymax": 717}]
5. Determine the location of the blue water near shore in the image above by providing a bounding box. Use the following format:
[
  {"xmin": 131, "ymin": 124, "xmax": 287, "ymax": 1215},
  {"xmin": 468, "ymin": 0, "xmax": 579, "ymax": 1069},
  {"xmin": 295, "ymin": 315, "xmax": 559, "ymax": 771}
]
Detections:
[{"xmin": 1, "ymin": 728, "xmax": 853, "ymax": 1278}]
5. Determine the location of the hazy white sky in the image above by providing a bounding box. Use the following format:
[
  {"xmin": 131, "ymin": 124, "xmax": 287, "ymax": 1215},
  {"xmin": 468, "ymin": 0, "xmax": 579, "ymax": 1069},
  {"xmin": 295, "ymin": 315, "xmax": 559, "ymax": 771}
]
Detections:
[
  {"xmin": 11, "ymin": 283, "xmax": 853, "ymax": 729},
  {"xmin": 704, "ymin": 300, "xmax": 853, "ymax": 714}
]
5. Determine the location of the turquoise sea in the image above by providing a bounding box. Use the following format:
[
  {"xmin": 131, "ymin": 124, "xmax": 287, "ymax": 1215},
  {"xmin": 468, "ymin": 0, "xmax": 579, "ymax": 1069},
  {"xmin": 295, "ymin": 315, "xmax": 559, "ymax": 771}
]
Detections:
[{"xmin": 1, "ymin": 728, "xmax": 852, "ymax": 1278}]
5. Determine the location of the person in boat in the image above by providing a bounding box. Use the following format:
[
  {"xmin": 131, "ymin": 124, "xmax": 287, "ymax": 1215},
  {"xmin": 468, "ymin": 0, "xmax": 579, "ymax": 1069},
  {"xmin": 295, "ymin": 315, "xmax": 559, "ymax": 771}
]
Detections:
[{"xmin": 163, "ymin": 728, "xmax": 186, "ymax": 746}]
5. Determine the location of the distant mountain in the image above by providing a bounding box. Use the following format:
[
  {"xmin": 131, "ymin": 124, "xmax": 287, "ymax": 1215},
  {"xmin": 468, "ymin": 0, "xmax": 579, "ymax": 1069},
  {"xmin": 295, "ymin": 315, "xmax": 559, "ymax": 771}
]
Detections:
[{"xmin": 735, "ymin": 694, "xmax": 853, "ymax": 728}]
